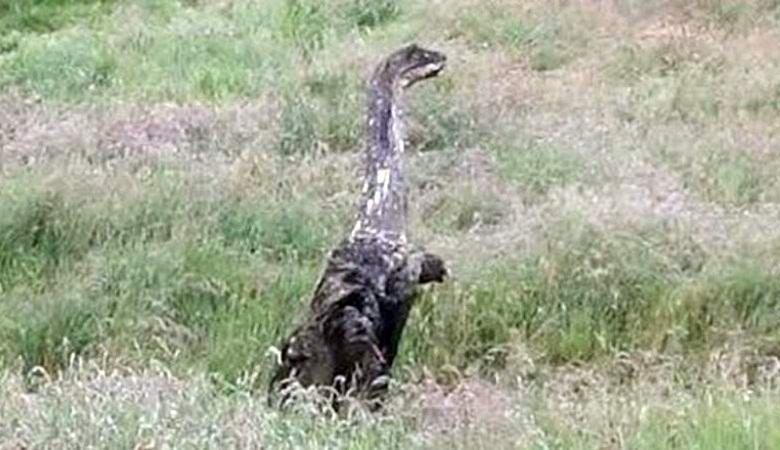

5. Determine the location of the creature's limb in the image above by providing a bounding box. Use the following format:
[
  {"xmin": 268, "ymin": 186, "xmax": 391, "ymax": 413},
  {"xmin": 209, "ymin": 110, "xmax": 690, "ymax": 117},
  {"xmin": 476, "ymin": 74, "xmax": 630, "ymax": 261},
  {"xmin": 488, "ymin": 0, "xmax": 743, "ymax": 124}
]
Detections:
[
  {"xmin": 267, "ymin": 324, "xmax": 333, "ymax": 408},
  {"xmin": 323, "ymin": 305, "xmax": 389, "ymax": 399},
  {"xmin": 409, "ymin": 251, "xmax": 448, "ymax": 284}
]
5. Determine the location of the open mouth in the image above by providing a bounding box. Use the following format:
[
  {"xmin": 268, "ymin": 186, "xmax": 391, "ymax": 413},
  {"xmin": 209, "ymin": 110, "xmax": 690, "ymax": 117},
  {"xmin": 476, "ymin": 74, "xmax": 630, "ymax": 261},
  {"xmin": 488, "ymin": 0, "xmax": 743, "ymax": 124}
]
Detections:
[
  {"xmin": 427, "ymin": 61, "xmax": 446, "ymax": 77},
  {"xmin": 424, "ymin": 58, "xmax": 446, "ymax": 76},
  {"xmin": 402, "ymin": 61, "xmax": 446, "ymax": 87}
]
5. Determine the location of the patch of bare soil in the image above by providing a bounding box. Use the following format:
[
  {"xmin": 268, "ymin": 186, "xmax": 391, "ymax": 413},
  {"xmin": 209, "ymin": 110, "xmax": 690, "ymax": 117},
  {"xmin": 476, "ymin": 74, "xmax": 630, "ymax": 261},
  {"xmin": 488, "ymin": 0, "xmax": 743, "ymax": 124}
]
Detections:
[{"xmin": 403, "ymin": 378, "xmax": 530, "ymax": 441}]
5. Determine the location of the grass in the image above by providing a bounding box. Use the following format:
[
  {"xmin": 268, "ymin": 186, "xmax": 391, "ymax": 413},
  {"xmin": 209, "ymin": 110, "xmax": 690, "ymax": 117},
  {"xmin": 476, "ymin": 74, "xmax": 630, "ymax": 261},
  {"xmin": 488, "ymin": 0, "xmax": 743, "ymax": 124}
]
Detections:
[
  {"xmin": 0, "ymin": 172, "xmax": 337, "ymax": 383},
  {"xmin": 627, "ymin": 395, "xmax": 780, "ymax": 449},
  {"xmin": 9, "ymin": 166, "xmax": 776, "ymax": 383},
  {"xmin": 654, "ymin": 136, "xmax": 772, "ymax": 207},
  {"xmin": 454, "ymin": 2, "xmax": 582, "ymax": 71},
  {"xmin": 532, "ymin": 390, "xmax": 780, "ymax": 450},
  {"xmin": 407, "ymin": 77, "xmax": 486, "ymax": 153},
  {"xmin": 0, "ymin": 0, "xmax": 406, "ymax": 102},
  {"xmin": 277, "ymin": 69, "xmax": 363, "ymax": 156},
  {"xmin": 2, "ymin": 0, "xmax": 780, "ymax": 447},
  {"xmin": 401, "ymin": 223, "xmax": 780, "ymax": 372},
  {"xmin": 1, "ymin": 363, "xmax": 778, "ymax": 449},
  {"xmin": 494, "ymin": 138, "xmax": 583, "ymax": 198},
  {"xmin": 0, "ymin": 0, "xmax": 116, "ymax": 35}
]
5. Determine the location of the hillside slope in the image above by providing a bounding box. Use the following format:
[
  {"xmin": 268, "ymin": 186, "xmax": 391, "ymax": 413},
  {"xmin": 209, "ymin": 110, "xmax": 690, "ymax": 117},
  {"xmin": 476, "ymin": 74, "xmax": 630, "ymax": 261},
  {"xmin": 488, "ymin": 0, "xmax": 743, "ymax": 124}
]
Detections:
[{"xmin": 1, "ymin": 0, "xmax": 779, "ymax": 448}]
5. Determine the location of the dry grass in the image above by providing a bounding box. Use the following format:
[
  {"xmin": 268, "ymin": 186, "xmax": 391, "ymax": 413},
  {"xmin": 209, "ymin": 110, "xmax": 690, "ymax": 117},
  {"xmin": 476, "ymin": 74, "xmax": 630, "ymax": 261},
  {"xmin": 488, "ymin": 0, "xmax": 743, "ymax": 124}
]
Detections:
[{"xmin": 1, "ymin": 349, "xmax": 778, "ymax": 449}]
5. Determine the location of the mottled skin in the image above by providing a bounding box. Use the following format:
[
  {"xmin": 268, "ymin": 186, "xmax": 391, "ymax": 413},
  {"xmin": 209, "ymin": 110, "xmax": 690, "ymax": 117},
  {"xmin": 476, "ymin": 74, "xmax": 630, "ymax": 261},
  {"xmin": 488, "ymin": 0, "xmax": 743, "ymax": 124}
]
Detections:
[
  {"xmin": 351, "ymin": 44, "xmax": 447, "ymax": 240},
  {"xmin": 269, "ymin": 45, "xmax": 448, "ymax": 409}
]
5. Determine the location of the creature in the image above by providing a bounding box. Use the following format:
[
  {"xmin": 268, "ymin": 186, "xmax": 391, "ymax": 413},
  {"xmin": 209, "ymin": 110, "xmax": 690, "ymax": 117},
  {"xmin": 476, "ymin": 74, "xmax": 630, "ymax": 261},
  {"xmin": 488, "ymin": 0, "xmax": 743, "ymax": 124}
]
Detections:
[{"xmin": 269, "ymin": 44, "xmax": 448, "ymax": 410}]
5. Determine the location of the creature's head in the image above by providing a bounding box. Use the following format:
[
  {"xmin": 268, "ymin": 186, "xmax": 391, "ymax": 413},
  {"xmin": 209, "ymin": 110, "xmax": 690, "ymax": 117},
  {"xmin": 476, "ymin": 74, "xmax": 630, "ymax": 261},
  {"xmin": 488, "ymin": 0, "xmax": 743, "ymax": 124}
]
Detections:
[{"xmin": 380, "ymin": 44, "xmax": 446, "ymax": 88}]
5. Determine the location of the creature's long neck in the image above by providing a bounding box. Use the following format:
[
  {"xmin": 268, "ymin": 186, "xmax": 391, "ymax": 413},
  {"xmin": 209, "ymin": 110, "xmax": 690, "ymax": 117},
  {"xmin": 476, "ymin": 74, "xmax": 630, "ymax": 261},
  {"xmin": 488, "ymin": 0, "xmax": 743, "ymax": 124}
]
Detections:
[{"xmin": 350, "ymin": 74, "xmax": 407, "ymax": 242}]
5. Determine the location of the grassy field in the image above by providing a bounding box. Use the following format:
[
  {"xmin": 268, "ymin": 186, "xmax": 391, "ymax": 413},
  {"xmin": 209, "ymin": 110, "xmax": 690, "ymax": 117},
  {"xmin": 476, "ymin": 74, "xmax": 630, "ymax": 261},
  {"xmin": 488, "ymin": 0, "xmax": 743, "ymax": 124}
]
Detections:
[{"xmin": 1, "ymin": 0, "xmax": 780, "ymax": 448}]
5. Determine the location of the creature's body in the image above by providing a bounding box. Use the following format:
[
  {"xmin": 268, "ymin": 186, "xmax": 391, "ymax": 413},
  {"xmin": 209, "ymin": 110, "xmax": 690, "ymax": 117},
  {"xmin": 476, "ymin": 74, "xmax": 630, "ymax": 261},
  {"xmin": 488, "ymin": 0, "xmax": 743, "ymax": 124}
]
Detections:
[{"xmin": 269, "ymin": 44, "xmax": 448, "ymax": 408}]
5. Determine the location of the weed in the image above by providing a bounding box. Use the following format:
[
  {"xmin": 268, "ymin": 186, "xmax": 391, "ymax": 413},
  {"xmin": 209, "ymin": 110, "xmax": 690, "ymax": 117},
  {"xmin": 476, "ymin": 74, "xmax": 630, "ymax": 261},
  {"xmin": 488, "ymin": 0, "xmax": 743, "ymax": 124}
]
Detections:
[
  {"xmin": 303, "ymin": 69, "xmax": 363, "ymax": 153},
  {"xmin": 346, "ymin": 0, "xmax": 400, "ymax": 29},
  {"xmin": 278, "ymin": 0, "xmax": 334, "ymax": 56},
  {"xmin": 741, "ymin": 82, "xmax": 780, "ymax": 116},
  {"xmin": 2, "ymin": 286, "xmax": 104, "ymax": 377},
  {"xmin": 605, "ymin": 44, "xmax": 697, "ymax": 82},
  {"xmin": 277, "ymin": 93, "xmax": 320, "ymax": 156},
  {"xmin": 277, "ymin": 70, "xmax": 362, "ymax": 156},
  {"xmin": 0, "ymin": 187, "xmax": 84, "ymax": 291}
]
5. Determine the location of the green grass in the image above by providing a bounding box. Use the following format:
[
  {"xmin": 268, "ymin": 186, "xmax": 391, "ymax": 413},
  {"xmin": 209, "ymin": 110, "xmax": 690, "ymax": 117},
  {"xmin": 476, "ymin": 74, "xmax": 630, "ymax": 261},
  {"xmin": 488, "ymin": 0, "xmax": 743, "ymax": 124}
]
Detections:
[
  {"xmin": 407, "ymin": 78, "xmax": 485, "ymax": 153},
  {"xmin": 629, "ymin": 395, "xmax": 780, "ymax": 450},
  {"xmin": 428, "ymin": 185, "xmax": 506, "ymax": 233},
  {"xmin": 0, "ymin": 4, "xmax": 284, "ymax": 101},
  {"xmin": 0, "ymin": 0, "xmax": 116, "ymax": 35},
  {"xmin": 4, "ymin": 166, "xmax": 777, "ymax": 388},
  {"xmin": 277, "ymin": 69, "xmax": 363, "ymax": 155},
  {"xmin": 660, "ymin": 144, "xmax": 767, "ymax": 207},
  {"xmin": 0, "ymin": 0, "xmax": 406, "ymax": 101},
  {"xmin": 1, "ymin": 0, "xmax": 780, "ymax": 447},
  {"xmin": 0, "ymin": 171, "xmax": 339, "ymax": 383},
  {"xmin": 454, "ymin": 2, "xmax": 584, "ymax": 71},
  {"xmin": 533, "ymin": 392, "xmax": 780, "ymax": 450},
  {"xmin": 494, "ymin": 138, "xmax": 583, "ymax": 198}
]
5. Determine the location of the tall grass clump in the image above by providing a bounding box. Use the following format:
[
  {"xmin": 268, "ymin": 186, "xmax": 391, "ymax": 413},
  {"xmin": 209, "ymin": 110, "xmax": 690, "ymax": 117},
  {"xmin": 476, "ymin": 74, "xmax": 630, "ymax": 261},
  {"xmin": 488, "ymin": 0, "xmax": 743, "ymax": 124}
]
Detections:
[
  {"xmin": 668, "ymin": 148, "xmax": 764, "ymax": 207},
  {"xmin": 694, "ymin": 0, "xmax": 780, "ymax": 31},
  {"xmin": 0, "ymin": 0, "xmax": 116, "ymax": 35},
  {"xmin": 605, "ymin": 43, "xmax": 701, "ymax": 83},
  {"xmin": 428, "ymin": 186, "xmax": 506, "ymax": 233},
  {"xmin": 6, "ymin": 290, "xmax": 104, "ymax": 376},
  {"xmin": 277, "ymin": 69, "xmax": 363, "ymax": 156},
  {"xmin": 658, "ymin": 263, "xmax": 780, "ymax": 351},
  {"xmin": 0, "ymin": 186, "xmax": 91, "ymax": 291},
  {"xmin": 346, "ymin": 0, "xmax": 400, "ymax": 29},
  {"xmin": 0, "ymin": 167, "xmax": 341, "ymax": 384},
  {"xmin": 399, "ymin": 221, "xmax": 780, "ymax": 375},
  {"xmin": 1, "ymin": 29, "xmax": 117, "ymax": 99},
  {"xmin": 399, "ymin": 224, "xmax": 672, "ymax": 372},
  {"xmin": 741, "ymin": 82, "xmax": 780, "ymax": 117},
  {"xmin": 277, "ymin": 0, "xmax": 335, "ymax": 56}
]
